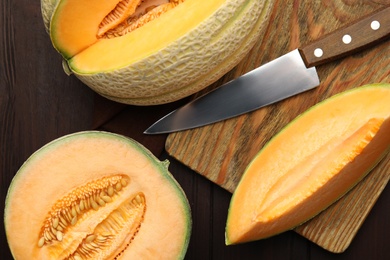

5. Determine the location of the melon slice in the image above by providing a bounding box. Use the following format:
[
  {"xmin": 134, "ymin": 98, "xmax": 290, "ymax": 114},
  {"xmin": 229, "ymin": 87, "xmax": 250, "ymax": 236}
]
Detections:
[
  {"xmin": 4, "ymin": 131, "xmax": 191, "ymax": 259},
  {"xmin": 40, "ymin": 0, "xmax": 274, "ymax": 105},
  {"xmin": 225, "ymin": 83, "xmax": 390, "ymax": 245}
]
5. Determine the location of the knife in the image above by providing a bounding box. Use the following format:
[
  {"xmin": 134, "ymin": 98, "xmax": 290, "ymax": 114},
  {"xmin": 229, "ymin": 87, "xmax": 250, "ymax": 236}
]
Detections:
[{"xmin": 145, "ymin": 6, "xmax": 390, "ymax": 134}]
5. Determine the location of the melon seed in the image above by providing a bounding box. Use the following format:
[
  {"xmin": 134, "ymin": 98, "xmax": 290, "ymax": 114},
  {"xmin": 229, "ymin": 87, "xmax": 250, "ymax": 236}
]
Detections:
[
  {"xmin": 48, "ymin": 229, "xmax": 56, "ymax": 240},
  {"xmin": 90, "ymin": 242, "xmax": 99, "ymax": 248},
  {"xmin": 79, "ymin": 200, "xmax": 85, "ymax": 211},
  {"xmin": 73, "ymin": 254, "xmax": 82, "ymax": 260},
  {"xmin": 38, "ymin": 237, "xmax": 45, "ymax": 248},
  {"xmin": 43, "ymin": 231, "xmax": 52, "ymax": 241},
  {"xmin": 121, "ymin": 178, "xmax": 128, "ymax": 187},
  {"xmin": 43, "ymin": 231, "xmax": 50, "ymax": 241},
  {"xmin": 97, "ymin": 198, "xmax": 106, "ymax": 207},
  {"xmin": 91, "ymin": 200, "xmax": 99, "ymax": 210},
  {"xmin": 115, "ymin": 182, "xmax": 122, "ymax": 191},
  {"xmin": 52, "ymin": 217, "xmax": 59, "ymax": 229},
  {"xmin": 71, "ymin": 216, "xmax": 78, "ymax": 226},
  {"xmin": 107, "ymin": 186, "xmax": 114, "ymax": 196},
  {"xmin": 84, "ymin": 197, "xmax": 91, "ymax": 210},
  {"xmin": 65, "ymin": 209, "xmax": 73, "ymax": 222},
  {"xmin": 84, "ymin": 243, "xmax": 96, "ymax": 251},
  {"xmin": 59, "ymin": 215, "xmax": 68, "ymax": 226},
  {"xmin": 96, "ymin": 235, "xmax": 108, "ymax": 243},
  {"xmin": 50, "ymin": 225, "xmax": 57, "ymax": 236},
  {"xmin": 135, "ymin": 194, "xmax": 144, "ymax": 204},
  {"xmin": 75, "ymin": 204, "xmax": 81, "ymax": 214},
  {"xmin": 56, "ymin": 230, "xmax": 63, "ymax": 241},
  {"xmin": 56, "ymin": 225, "xmax": 64, "ymax": 232},
  {"xmin": 85, "ymin": 234, "xmax": 97, "ymax": 243},
  {"xmin": 101, "ymin": 195, "xmax": 112, "ymax": 203},
  {"xmin": 71, "ymin": 206, "xmax": 77, "ymax": 217}
]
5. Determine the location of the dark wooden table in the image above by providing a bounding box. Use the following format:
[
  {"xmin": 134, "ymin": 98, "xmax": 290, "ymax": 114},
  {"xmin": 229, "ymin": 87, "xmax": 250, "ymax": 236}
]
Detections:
[{"xmin": 1, "ymin": 1, "xmax": 389, "ymax": 259}]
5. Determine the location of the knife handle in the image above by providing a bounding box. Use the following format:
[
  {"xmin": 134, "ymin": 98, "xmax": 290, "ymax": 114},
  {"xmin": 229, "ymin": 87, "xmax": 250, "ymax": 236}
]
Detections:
[{"xmin": 299, "ymin": 6, "xmax": 390, "ymax": 68}]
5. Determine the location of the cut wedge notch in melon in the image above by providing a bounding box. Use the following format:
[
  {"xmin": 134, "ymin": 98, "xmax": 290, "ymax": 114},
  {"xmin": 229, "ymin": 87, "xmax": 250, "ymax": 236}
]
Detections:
[{"xmin": 41, "ymin": 0, "xmax": 274, "ymax": 105}]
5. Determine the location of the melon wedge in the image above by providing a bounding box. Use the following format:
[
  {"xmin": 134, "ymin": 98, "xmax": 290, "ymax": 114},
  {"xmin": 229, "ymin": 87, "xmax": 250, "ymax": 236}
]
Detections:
[
  {"xmin": 4, "ymin": 131, "xmax": 191, "ymax": 259},
  {"xmin": 225, "ymin": 83, "xmax": 390, "ymax": 245},
  {"xmin": 40, "ymin": 0, "xmax": 274, "ymax": 105}
]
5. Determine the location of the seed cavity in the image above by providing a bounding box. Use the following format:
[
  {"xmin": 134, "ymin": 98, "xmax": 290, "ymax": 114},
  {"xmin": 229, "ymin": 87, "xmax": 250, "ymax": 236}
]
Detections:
[
  {"xmin": 98, "ymin": 0, "xmax": 185, "ymax": 39},
  {"xmin": 65, "ymin": 193, "xmax": 146, "ymax": 259},
  {"xmin": 38, "ymin": 174, "xmax": 130, "ymax": 248}
]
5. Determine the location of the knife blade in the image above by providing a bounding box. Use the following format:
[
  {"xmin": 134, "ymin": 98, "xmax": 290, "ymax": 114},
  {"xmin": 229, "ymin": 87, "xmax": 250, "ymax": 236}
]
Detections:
[{"xmin": 145, "ymin": 6, "xmax": 390, "ymax": 134}]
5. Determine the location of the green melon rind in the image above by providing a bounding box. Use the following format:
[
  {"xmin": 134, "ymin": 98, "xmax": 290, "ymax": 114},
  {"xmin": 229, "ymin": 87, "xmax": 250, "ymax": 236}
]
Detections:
[
  {"xmin": 69, "ymin": 0, "xmax": 273, "ymax": 105},
  {"xmin": 4, "ymin": 131, "xmax": 192, "ymax": 259},
  {"xmin": 40, "ymin": 0, "xmax": 59, "ymax": 33},
  {"xmin": 225, "ymin": 83, "xmax": 390, "ymax": 245}
]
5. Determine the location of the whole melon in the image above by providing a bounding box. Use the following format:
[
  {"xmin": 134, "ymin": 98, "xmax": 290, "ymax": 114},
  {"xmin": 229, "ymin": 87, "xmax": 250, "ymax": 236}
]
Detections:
[
  {"xmin": 4, "ymin": 131, "xmax": 191, "ymax": 259},
  {"xmin": 40, "ymin": 0, "xmax": 274, "ymax": 105}
]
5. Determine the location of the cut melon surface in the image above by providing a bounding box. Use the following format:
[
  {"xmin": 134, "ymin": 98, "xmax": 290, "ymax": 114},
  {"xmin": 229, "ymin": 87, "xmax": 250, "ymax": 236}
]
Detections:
[
  {"xmin": 51, "ymin": 0, "xmax": 225, "ymax": 62},
  {"xmin": 41, "ymin": 0, "xmax": 274, "ymax": 105},
  {"xmin": 225, "ymin": 83, "xmax": 390, "ymax": 245},
  {"xmin": 4, "ymin": 131, "xmax": 191, "ymax": 259}
]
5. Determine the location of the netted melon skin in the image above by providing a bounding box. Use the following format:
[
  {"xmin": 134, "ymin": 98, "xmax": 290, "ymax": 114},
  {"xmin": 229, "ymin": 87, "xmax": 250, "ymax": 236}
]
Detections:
[
  {"xmin": 41, "ymin": 0, "xmax": 59, "ymax": 33},
  {"xmin": 72, "ymin": 0, "xmax": 274, "ymax": 105}
]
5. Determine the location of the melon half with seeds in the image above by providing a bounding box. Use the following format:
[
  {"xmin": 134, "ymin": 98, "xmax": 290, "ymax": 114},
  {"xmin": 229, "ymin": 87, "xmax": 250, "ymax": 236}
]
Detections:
[
  {"xmin": 40, "ymin": 0, "xmax": 274, "ymax": 105},
  {"xmin": 225, "ymin": 83, "xmax": 390, "ymax": 245},
  {"xmin": 4, "ymin": 131, "xmax": 191, "ymax": 259}
]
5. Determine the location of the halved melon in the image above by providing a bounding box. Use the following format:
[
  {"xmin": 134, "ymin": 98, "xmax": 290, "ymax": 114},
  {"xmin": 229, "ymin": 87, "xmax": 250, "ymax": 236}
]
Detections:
[
  {"xmin": 225, "ymin": 83, "xmax": 390, "ymax": 245},
  {"xmin": 40, "ymin": 0, "xmax": 274, "ymax": 105},
  {"xmin": 4, "ymin": 131, "xmax": 191, "ymax": 259}
]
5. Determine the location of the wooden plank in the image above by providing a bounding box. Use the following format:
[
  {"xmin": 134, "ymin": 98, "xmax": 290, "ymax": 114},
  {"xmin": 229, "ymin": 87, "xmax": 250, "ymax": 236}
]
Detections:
[
  {"xmin": 166, "ymin": 0, "xmax": 390, "ymax": 253},
  {"xmin": 295, "ymin": 153, "xmax": 390, "ymax": 253}
]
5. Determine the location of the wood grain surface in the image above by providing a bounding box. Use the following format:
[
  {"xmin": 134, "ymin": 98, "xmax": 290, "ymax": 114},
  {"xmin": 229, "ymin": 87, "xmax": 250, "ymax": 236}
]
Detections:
[
  {"xmin": 166, "ymin": 0, "xmax": 390, "ymax": 253},
  {"xmin": 1, "ymin": 0, "xmax": 390, "ymax": 259}
]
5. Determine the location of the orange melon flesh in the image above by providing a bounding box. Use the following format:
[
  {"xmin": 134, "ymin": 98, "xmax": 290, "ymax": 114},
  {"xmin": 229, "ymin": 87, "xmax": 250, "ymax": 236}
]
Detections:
[
  {"xmin": 51, "ymin": 0, "xmax": 225, "ymax": 70},
  {"xmin": 4, "ymin": 131, "xmax": 191, "ymax": 259},
  {"xmin": 225, "ymin": 84, "xmax": 390, "ymax": 245},
  {"xmin": 50, "ymin": 0, "xmax": 118, "ymax": 58}
]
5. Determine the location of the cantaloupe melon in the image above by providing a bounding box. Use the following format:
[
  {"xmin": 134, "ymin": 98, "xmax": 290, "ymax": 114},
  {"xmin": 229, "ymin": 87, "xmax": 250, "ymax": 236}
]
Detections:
[
  {"xmin": 4, "ymin": 131, "xmax": 191, "ymax": 259},
  {"xmin": 40, "ymin": 0, "xmax": 274, "ymax": 105},
  {"xmin": 225, "ymin": 83, "xmax": 390, "ymax": 245}
]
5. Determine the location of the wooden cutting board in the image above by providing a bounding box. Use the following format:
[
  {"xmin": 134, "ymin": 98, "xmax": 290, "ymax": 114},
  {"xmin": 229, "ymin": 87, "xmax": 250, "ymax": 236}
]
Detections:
[{"xmin": 166, "ymin": 0, "xmax": 390, "ymax": 253}]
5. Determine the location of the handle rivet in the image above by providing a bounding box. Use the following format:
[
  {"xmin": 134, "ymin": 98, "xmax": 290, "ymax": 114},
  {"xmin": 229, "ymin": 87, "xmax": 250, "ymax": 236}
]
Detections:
[
  {"xmin": 342, "ymin": 34, "xmax": 352, "ymax": 44},
  {"xmin": 371, "ymin": 20, "xmax": 380, "ymax": 30},
  {"xmin": 314, "ymin": 48, "xmax": 323, "ymax": 58}
]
